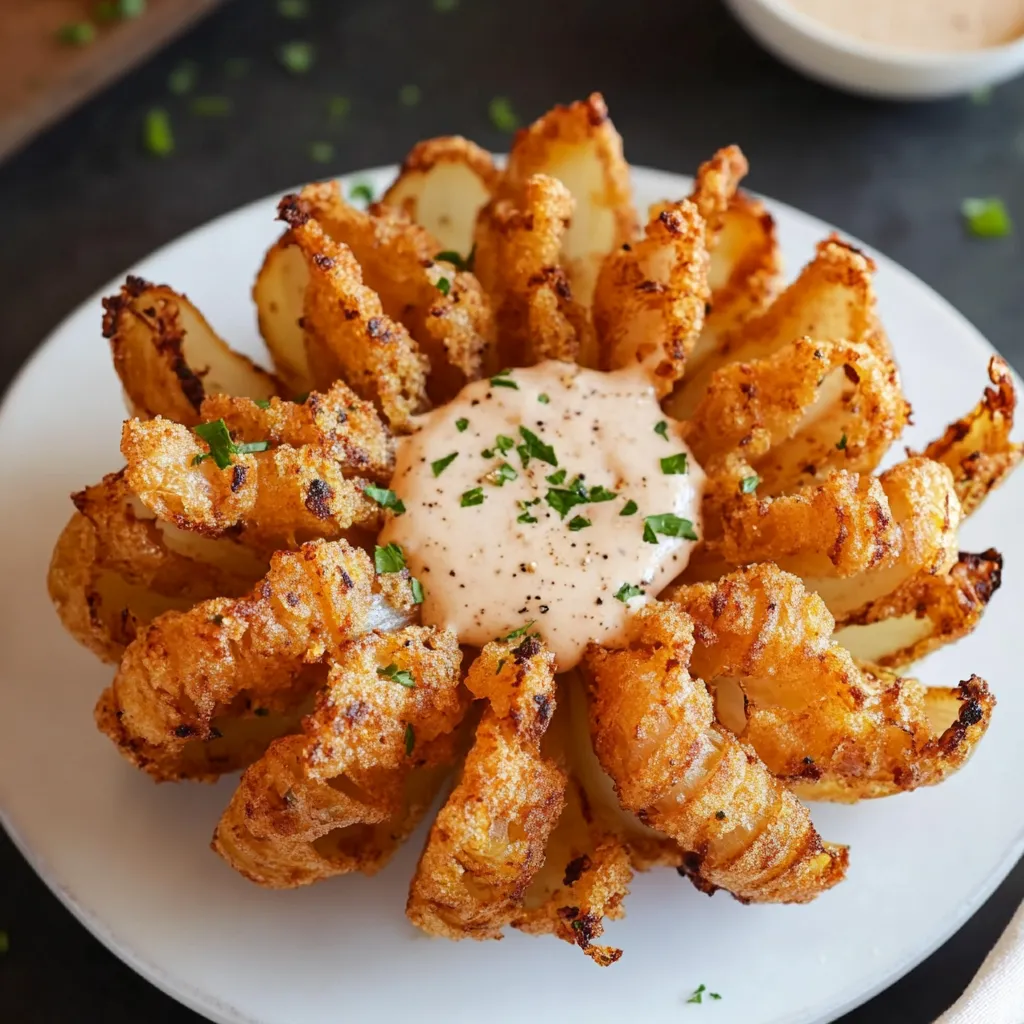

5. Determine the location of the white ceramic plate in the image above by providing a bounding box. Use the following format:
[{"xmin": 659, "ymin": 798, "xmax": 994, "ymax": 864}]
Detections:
[{"xmin": 1, "ymin": 165, "xmax": 1022, "ymax": 1024}]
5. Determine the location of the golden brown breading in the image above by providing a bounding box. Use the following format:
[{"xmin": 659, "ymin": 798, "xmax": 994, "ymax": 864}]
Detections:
[
  {"xmin": 593, "ymin": 200, "xmax": 709, "ymax": 395},
  {"xmin": 584, "ymin": 603, "xmax": 847, "ymax": 904},
  {"xmin": 213, "ymin": 626, "xmax": 467, "ymax": 887},
  {"xmin": 200, "ymin": 382, "xmax": 394, "ymax": 483},
  {"xmin": 407, "ymin": 636, "xmax": 566, "ymax": 940},
  {"xmin": 473, "ymin": 174, "xmax": 594, "ymax": 368},
  {"xmin": 669, "ymin": 564, "xmax": 994, "ymax": 801},
  {"xmin": 278, "ymin": 199, "xmax": 430, "ymax": 431},
  {"xmin": 711, "ymin": 457, "xmax": 960, "ymax": 620},
  {"xmin": 103, "ymin": 276, "xmax": 280, "ymax": 424},
  {"xmin": 121, "ymin": 417, "xmax": 381, "ymax": 553},
  {"xmin": 834, "ymin": 549, "xmax": 1003, "ymax": 669},
  {"xmin": 381, "ymin": 135, "xmax": 501, "ymax": 255},
  {"xmin": 684, "ymin": 336, "xmax": 910, "ymax": 493},
  {"xmin": 291, "ymin": 181, "xmax": 494, "ymax": 400},
  {"xmin": 917, "ymin": 356, "xmax": 1023, "ymax": 518},
  {"xmin": 96, "ymin": 539, "xmax": 383, "ymax": 782},
  {"xmin": 503, "ymin": 93, "xmax": 637, "ymax": 317},
  {"xmin": 666, "ymin": 236, "xmax": 887, "ymax": 420}
]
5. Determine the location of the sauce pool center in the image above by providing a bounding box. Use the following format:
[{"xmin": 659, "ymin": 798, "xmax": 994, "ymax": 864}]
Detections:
[{"xmin": 381, "ymin": 361, "xmax": 706, "ymax": 671}]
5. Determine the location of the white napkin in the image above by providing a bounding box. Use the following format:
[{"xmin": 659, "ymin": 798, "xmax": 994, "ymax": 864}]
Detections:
[{"xmin": 935, "ymin": 900, "xmax": 1024, "ymax": 1023}]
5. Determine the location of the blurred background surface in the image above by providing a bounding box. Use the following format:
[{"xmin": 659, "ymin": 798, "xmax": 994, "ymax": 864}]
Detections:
[{"xmin": 1, "ymin": 1, "xmax": 1022, "ymax": 1021}]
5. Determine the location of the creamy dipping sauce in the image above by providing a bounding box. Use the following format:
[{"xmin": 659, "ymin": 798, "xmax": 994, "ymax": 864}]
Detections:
[
  {"xmin": 381, "ymin": 362, "xmax": 705, "ymax": 670},
  {"xmin": 786, "ymin": 0, "xmax": 1024, "ymax": 51}
]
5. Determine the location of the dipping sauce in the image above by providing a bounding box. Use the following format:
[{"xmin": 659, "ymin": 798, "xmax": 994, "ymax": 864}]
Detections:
[
  {"xmin": 785, "ymin": 0, "xmax": 1024, "ymax": 51},
  {"xmin": 381, "ymin": 362, "xmax": 705, "ymax": 670}
]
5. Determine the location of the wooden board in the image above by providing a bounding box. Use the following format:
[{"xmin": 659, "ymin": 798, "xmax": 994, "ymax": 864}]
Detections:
[{"xmin": 0, "ymin": 0, "xmax": 224, "ymax": 162}]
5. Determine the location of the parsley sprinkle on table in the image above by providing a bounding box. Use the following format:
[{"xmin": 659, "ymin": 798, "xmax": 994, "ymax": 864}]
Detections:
[
  {"xmin": 277, "ymin": 0, "xmax": 309, "ymax": 17},
  {"xmin": 436, "ymin": 276, "xmax": 451, "ymax": 296},
  {"xmin": 192, "ymin": 420, "xmax": 269, "ymax": 469},
  {"xmin": 309, "ymin": 141, "xmax": 334, "ymax": 164},
  {"xmin": 620, "ymin": 499, "xmax": 638, "ymax": 516},
  {"xmin": 488, "ymin": 96, "xmax": 520, "ymax": 133},
  {"xmin": 431, "ymin": 452, "xmax": 458, "ymax": 476},
  {"xmin": 363, "ymin": 485, "xmax": 405, "ymax": 514},
  {"xmin": 456, "ymin": 418, "xmax": 469, "ymax": 432},
  {"xmin": 461, "ymin": 487, "xmax": 485, "ymax": 507},
  {"xmin": 374, "ymin": 543, "xmax": 406, "ymax": 573},
  {"xmin": 433, "ymin": 0, "xmax": 459, "ymax": 10},
  {"xmin": 660, "ymin": 452, "xmax": 689, "ymax": 474},
  {"xmin": 399, "ymin": 84, "xmax": 422, "ymax": 107},
  {"xmin": 740, "ymin": 474, "xmax": 760, "ymax": 494},
  {"xmin": 191, "ymin": 95, "xmax": 233, "ymax": 117},
  {"xmin": 962, "ymin": 197, "xmax": 1013, "ymax": 238},
  {"xmin": 614, "ymin": 583, "xmax": 644, "ymax": 603},
  {"xmin": 378, "ymin": 664, "xmax": 415, "ymax": 687},
  {"xmin": 96, "ymin": 0, "xmax": 146, "ymax": 20},
  {"xmin": 686, "ymin": 984, "xmax": 721, "ymax": 1004},
  {"xmin": 328, "ymin": 96, "xmax": 351, "ymax": 119},
  {"xmin": 168, "ymin": 61, "xmax": 198, "ymax": 95},
  {"xmin": 279, "ymin": 40, "xmax": 314, "ymax": 74},
  {"xmin": 568, "ymin": 515, "xmax": 591, "ymax": 531},
  {"xmin": 143, "ymin": 108, "xmax": 174, "ymax": 157}
]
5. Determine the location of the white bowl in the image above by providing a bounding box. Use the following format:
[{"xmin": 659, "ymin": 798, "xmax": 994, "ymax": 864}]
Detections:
[{"xmin": 725, "ymin": 0, "xmax": 1024, "ymax": 100}]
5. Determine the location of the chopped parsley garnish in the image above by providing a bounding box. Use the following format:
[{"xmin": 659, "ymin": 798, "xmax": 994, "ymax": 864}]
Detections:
[
  {"xmin": 654, "ymin": 420, "xmax": 669, "ymax": 440},
  {"xmin": 488, "ymin": 96, "xmax": 520, "ymax": 133},
  {"xmin": 410, "ymin": 578, "xmax": 424, "ymax": 604},
  {"xmin": 962, "ymin": 197, "xmax": 1013, "ymax": 238},
  {"xmin": 436, "ymin": 276, "xmax": 451, "ymax": 296},
  {"xmin": 490, "ymin": 371, "xmax": 519, "ymax": 389},
  {"xmin": 495, "ymin": 434, "xmax": 515, "ymax": 454},
  {"xmin": 643, "ymin": 513, "xmax": 698, "ymax": 543},
  {"xmin": 404, "ymin": 723, "xmax": 415, "ymax": 755},
  {"xmin": 96, "ymin": 0, "xmax": 146, "ymax": 20},
  {"xmin": 460, "ymin": 487, "xmax": 485, "ymax": 507},
  {"xmin": 489, "ymin": 462, "xmax": 518, "ymax": 486},
  {"xmin": 455, "ymin": 417, "xmax": 469, "ymax": 432},
  {"xmin": 328, "ymin": 95, "xmax": 351, "ymax": 120},
  {"xmin": 348, "ymin": 182, "xmax": 374, "ymax": 204},
  {"xmin": 740, "ymin": 474, "xmax": 760, "ymax": 494},
  {"xmin": 481, "ymin": 448, "xmax": 494, "ymax": 458},
  {"xmin": 686, "ymin": 984, "xmax": 721, "ymax": 1004},
  {"xmin": 620, "ymin": 499, "xmax": 638, "ymax": 516},
  {"xmin": 192, "ymin": 419, "xmax": 269, "ymax": 469},
  {"xmin": 836, "ymin": 433, "xmax": 848, "ymax": 451},
  {"xmin": 143, "ymin": 108, "xmax": 174, "ymax": 157},
  {"xmin": 433, "ymin": 0, "xmax": 458, "ymax": 10},
  {"xmin": 517, "ymin": 510, "xmax": 538, "ymax": 524},
  {"xmin": 168, "ymin": 61, "xmax": 198, "ymax": 95},
  {"xmin": 434, "ymin": 243, "xmax": 476, "ymax": 272},
  {"xmin": 568, "ymin": 515, "xmax": 591, "ymax": 531},
  {"xmin": 517, "ymin": 498, "xmax": 540, "ymax": 523},
  {"xmin": 538, "ymin": 393, "xmax": 550, "ymax": 404},
  {"xmin": 309, "ymin": 141, "xmax": 335, "ymax": 164},
  {"xmin": 431, "ymin": 452, "xmax": 458, "ymax": 476},
  {"xmin": 546, "ymin": 487, "xmax": 587, "ymax": 518},
  {"xmin": 660, "ymin": 452, "xmax": 689, "ymax": 475},
  {"xmin": 518, "ymin": 426, "xmax": 558, "ymax": 467},
  {"xmin": 587, "ymin": 485, "xmax": 617, "ymax": 503},
  {"xmin": 504, "ymin": 620, "xmax": 536, "ymax": 641},
  {"xmin": 546, "ymin": 469, "xmax": 567, "ymax": 485},
  {"xmin": 374, "ymin": 543, "xmax": 406, "ymax": 573},
  {"xmin": 57, "ymin": 22, "xmax": 96, "ymax": 45},
  {"xmin": 495, "ymin": 658, "xmax": 506, "ymax": 674},
  {"xmin": 254, "ymin": 398, "xmax": 272, "ymax": 409},
  {"xmin": 614, "ymin": 583, "xmax": 644, "ymax": 603},
  {"xmin": 191, "ymin": 95, "xmax": 233, "ymax": 117},
  {"xmin": 279, "ymin": 40, "xmax": 315, "ymax": 74},
  {"xmin": 277, "ymin": 0, "xmax": 309, "ymax": 17},
  {"xmin": 378, "ymin": 664, "xmax": 415, "ymax": 688},
  {"xmin": 399, "ymin": 84, "xmax": 421, "ymax": 107},
  {"xmin": 363, "ymin": 485, "xmax": 406, "ymax": 514}
]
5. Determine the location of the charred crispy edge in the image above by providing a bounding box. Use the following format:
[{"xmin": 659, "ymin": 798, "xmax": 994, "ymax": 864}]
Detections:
[
  {"xmin": 101, "ymin": 274, "xmax": 157, "ymax": 338},
  {"xmin": 278, "ymin": 192, "xmax": 312, "ymax": 228}
]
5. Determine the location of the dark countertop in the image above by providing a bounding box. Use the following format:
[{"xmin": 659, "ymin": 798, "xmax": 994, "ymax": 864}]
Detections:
[{"xmin": 1, "ymin": 1, "xmax": 1021, "ymax": 1020}]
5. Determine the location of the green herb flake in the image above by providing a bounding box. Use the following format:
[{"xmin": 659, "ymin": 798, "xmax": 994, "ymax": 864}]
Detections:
[
  {"xmin": 836, "ymin": 433, "xmax": 848, "ymax": 451},
  {"xmin": 277, "ymin": 0, "xmax": 309, "ymax": 17},
  {"xmin": 143, "ymin": 108, "xmax": 174, "ymax": 157},
  {"xmin": 191, "ymin": 95, "xmax": 233, "ymax": 117},
  {"xmin": 378, "ymin": 663, "xmax": 415, "ymax": 688},
  {"xmin": 488, "ymin": 96, "xmax": 519, "ymax": 133},
  {"xmin": 568, "ymin": 515, "xmax": 591, "ymax": 531},
  {"xmin": 309, "ymin": 141, "xmax": 334, "ymax": 164},
  {"xmin": 660, "ymin": 452, "xmax": 689, "ymax": 475},
  {"xmin": 461, "ymin": 487, "xmax": 485, "ymax": 507},
  {"xmin": 644, "ymin": 513, "xmax": 698, "ymax": 543},
  {"xmin": 481, "ymin": 448, "xmax": 495, "ymax": 459},
  {"xmin": 410, "ymin": 578, "xmax": 424, "ymax": 604},
  {"xmin": 363, "ymin": 485, "xmax": 406, "ymax": 514},
  {"xmin": 546, "ymin": 469, "xmax": 567, "ymax": 485},
  {"xmin": 491, "ymin": 374, "xmax": 519, "ymax": 389},
  {"xmin": 620, "ymin": 499, "xmax": 638, "ymax": 516},
  {"xmin": 374, "ymin": 543, "xmax": 406, "ymax": 573},
  {"xmin": 518, "ymin": 426, "xmax": 558, "ymax": 467},
  {"xmin": 587, "ymin": 485, "xmax": 617, "ymax": 503},
  {"xmin": 517, "ymin": 510, "xmax": 538, "ymax": 524},
  {"xmin": 489, "ymin": 462, "xmax": 518, "ymax": 486},
  {"xmin": 436, "ymin": 276, "xmax": 451, "ymax": 296},
  {"xmin": 455, "ymin": 417, "xmax": 469, "ymax": 432},
  {"xmin": 192, "ymin": 419, "xmax": 268, "ymax": 469},
  {"xmin": 545, "ymin": 488, "xmax": 587, "ymax": 518},
  {"xmin": 349, "ymin": 182, "xmax": 375, "ymax": 204},
  {"xmin": 399, "ymin": 84, "xmax": 421, "ymax": 107},
  {"xmin": 495, "ymin": 657, "xmax": 506, "ymax": 674},
  {"xmin": 962, "ymin": 197, "xmax": 1013, "ymax": 238},
  {"xmin": 225, "ymin": 57, "xmax": 251, "ymax": 79},
  {"xmin": 431, "ymin": 452, "xmax": 458, "ymax": 476},
  {"xmin": 254, "ymin": 398, "xmax": 272, "ymax": 409},
  {"xmin": 434, "ymin": 244, "xmax": 475, "ymax": 271},
  {"xmin": 168, "ymin": 61, "xmax": 198, "ymax": 96},
  {"xmin": 504, "ymin": 620, "xmax": 536, "ymax": 641},
  {"xmin": 740, "ymin": 474, "xmax": 760, "ymax": 494},
  {"xmin": 279, "ymin": 40, "xmax": 314, "ymax": 74},
  {"xmin": 433, "ymin": 0, "xmax": 458, "ymax": 10},
  {"xmin": 710, "ymin": 993, "xmax": 722, "ymax": 1001},
  {"xmin": 96, "ymin": 0, "xmax": 146, "ymax": 20},
  {"xmin": 328, "ymin": 95, "xmax": 351, "ymax": 120},
  {"xmin": 654, "ymin": 420, "xmax": 669, "ymax": 440},
  {"xmin": 687, "ymin": 984, "xmax": 707, "ymax": 1005},
  {"xmin": 614, "ymin": 583, "xmax": 644, "ymax": 603},
  {"xmin": 57, "ymin": 22, "xmax": 96, "ymax": 45},
  {"xmin": 404, "ymin": 722, "xmax": 415, "ymax": 755},
  {"xmin": 495, "ymin": 434, "xmax": 515, "ymax": 454}
]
